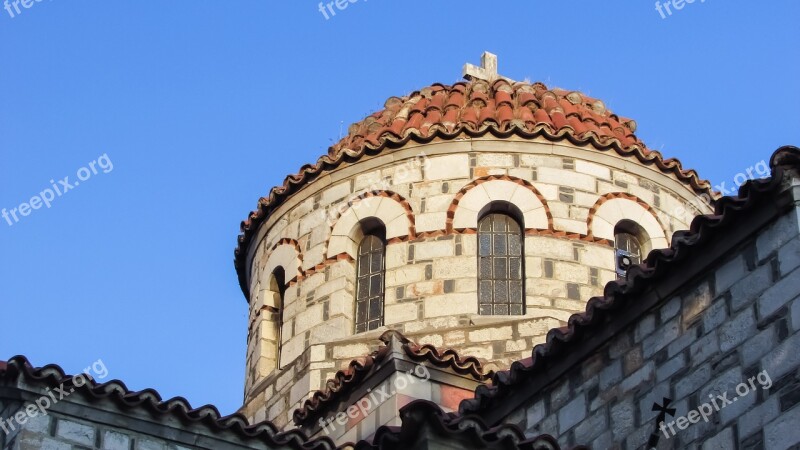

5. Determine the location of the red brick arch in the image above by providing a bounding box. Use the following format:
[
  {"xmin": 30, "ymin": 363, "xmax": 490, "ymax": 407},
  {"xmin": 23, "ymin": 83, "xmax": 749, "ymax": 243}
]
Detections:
[{"xmin": 445, "ymin": 175, "xmax": 554, "ymax": 233}]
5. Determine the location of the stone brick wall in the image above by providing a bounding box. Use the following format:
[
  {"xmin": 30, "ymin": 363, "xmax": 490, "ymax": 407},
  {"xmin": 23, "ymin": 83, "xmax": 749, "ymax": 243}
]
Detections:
[
  {"xmin": 242, "ymin": 316, "xmax": 566, "ymax": 429},
  {"xmin": 505, "ymin": 205, "xmax": 800, "ymax": 449},
  {"xmin": 241, "ymin": 137, "xmax": 712, "ymax": 427},
  {"xmin": 0, "ymin": 411, "xmax": 193, "ymax": 450},
  {"xmin": 0, "ymin": 396, "xmax": 277, "ymax": 450}
]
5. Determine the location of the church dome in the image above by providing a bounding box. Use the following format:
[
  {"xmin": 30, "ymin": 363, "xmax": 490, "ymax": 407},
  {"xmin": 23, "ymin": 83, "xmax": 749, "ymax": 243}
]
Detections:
[
  {"xmin": 235, "ymin": 78, "xmax": 712, "ymax": 294},
  {"xmin": 236, "ymin": 54, "xmax": 718, "ymax": 432}
]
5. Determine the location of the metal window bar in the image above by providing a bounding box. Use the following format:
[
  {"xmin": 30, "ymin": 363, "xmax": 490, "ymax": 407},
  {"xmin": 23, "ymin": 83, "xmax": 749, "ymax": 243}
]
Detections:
[
  {"xmin": 478, "ymin": 213, "xmax": 525, "ymax": 315},
  {"xmin": 355, "ymin": 235, "xmax": 385, "ymax": 332},
  {"xmin": 614, "ymin": 232, "xmax": 642, "ymax": 278}
]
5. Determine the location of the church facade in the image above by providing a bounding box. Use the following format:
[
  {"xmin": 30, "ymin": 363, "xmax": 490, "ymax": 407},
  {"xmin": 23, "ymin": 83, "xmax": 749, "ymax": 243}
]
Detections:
[{"xmin": 2, "ymin": 54, "xmax": 799, "ymax": 449}]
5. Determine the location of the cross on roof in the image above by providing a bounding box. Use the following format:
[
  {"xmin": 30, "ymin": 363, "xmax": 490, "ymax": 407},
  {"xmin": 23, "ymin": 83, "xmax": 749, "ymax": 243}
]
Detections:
[{"xmin": 462, "ymin": 52, "xmax": 515, "ymax": 83}]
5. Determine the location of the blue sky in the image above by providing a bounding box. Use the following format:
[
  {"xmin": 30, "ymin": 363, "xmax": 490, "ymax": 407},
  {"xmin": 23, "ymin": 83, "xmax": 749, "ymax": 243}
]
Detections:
[{"xmin": 1, "ymin": 1, "xmax": 798, "ymax": 416}]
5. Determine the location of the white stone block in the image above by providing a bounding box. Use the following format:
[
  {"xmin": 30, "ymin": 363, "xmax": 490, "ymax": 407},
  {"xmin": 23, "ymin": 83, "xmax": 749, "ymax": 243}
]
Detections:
[
  {"xmin": 424, "ymin": 194, "xmax": 454, "ymax": 213},
  {"xmin": 538, "ymin": 167, "xmax": 596, "ymax": 192},
  {"xmin": 386, "ymin": 244, "xmax": 407, "ymax": 269},
  {"xmin": 483, "ymin": 180, "xmax": 521, "ymax": 202},
  {"xmin": 518, "ymin": 318, "xmax": 565, "ymax": 337},
  {"xmin": 591, "ymin": 217, "xmax": 614, "ymax": 240},
  {"xmin": 333, "ymin": 343, "xmax": 371, "ymax": 359},
  {"xmin": 476, "ymin": 153, "xmax": 514, "ymax": 167},
  {"xmin": 302, "ymin": 244, "xmax": 325, "ymax": 270},
  {"xmin": 295, "ymin": 304, "xmax": 324, "ymax": 334},
  {"xmin": 280, "ymin": 334, "xmax": 306, "ymax": 367},
  {"xmin": 575, "ymin": 160, "xmax": 610, "ymax": 180},
  {"xmin": 414, "ymin": 240, "xmax": 454, "ymax": 259},
  {"xmin": 415, "ymin": 212, "xmax": 446, "ymax": 233},
  {"xmin": 330, "ymin": 206, "xmax": 357, "ymax": 236},
  {"xmin": 553, "ymin": 218, "xmax": 587, "ymax": 235},
  {"xmin": 425, "ymin": 293, "xmax": 476, "ymax": 317},
  {"xmin": 386, "ymin": 215, "xmax": 413, "ymax": 238},
  {"xmin": 537, "ymin": 184, "xmax": 559, "ymax": 201},
  {"xmin": 432, "ymin": 256, "xmax": 476, "ymax": 279},
  {"xmin": 320, "ymin": 181, "xmax": 352, "ymax": 205},
  {"xmin": 385, "ymin": 303, "xmax": 418, "ymax": 325},
  {"xmin": 468, "ymin": 326, "xmax": 513, "ymax": 342},
  {"xmin": 386, "ymin": 265, "xmax": 426, "ymax": 286},
  {"xmin": 299, "ymin": 206, "xmax": 326, "ymax": 237},
  {"xmin": 453, "ymin": 206, "xmax": 480, "ymax": 229},
  {"xmin": 426, "ymin": 154, "xmax": 470, "ymax": 180},
  {"xmin": 457, "ymin": 184, "xmax": 492, "ymax": 212}
]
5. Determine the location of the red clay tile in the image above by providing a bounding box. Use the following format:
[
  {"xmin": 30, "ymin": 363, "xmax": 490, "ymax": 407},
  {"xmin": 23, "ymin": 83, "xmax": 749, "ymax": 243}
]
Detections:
[{"xmin": 234, "ymin": 79, "xmax": 717, "ymax": 297}]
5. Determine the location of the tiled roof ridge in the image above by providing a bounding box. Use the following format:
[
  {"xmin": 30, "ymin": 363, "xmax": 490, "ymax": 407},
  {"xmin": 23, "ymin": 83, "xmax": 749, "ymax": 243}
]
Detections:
[
  {"xmin": 353, "ymin": 399, "xmax": 584, "ymax": 450},
  {"xmin": 293, "ymin": 330, "xmax": 492, "ymax": 426},
  {"xmin": 458, "ymin": 145, "xmax": 800, "ymax": 417},
  {"xmin": 234, "ymin": 78, "xmax": 716, "ymax": 299},
  {"xmin": 0, "ymin": 356, "xmax": 336, "ymax": 450}
]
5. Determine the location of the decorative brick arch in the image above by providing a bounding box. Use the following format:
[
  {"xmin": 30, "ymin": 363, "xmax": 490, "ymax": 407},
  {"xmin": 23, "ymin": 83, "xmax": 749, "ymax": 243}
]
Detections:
[
  {"xmin": 446, "ymin": 175, "xmax": 553, "ymax": 233},
  {"xmin": 587, "ymin": 193, "xmax": 669, "ymax": 250},
  {"xmin": 325, "ymin": 191, "xmax": 415, "ymax": 260},
  {"xmin": 264, "ymin": 238, "xmax": 303, "ymax": 285}
]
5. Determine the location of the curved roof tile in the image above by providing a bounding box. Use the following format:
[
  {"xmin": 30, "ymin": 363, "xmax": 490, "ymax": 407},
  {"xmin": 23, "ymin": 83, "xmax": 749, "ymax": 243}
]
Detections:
[
  {"xmin": 458, "ymin": 146, "xmax": 800, "ymax": 418},
  {"xmin": 234, "ymin": 79, "xmax": 715, "ymax": 299},
  {"xmin": 354, "ymin": 400, "xmax": 584, "ymax": 450},
  {"xmin": 293, "ymin": 330, "xmax": 492, "ymax": 426},
  {"xmin": 0, "ymin": 356, "xmax": 336, "ymax": 450}
]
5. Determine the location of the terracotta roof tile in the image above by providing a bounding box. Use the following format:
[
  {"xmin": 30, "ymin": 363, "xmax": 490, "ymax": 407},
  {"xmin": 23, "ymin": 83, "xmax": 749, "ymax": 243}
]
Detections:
[
  {"xmin": 0, "ymin": 356, "xmax": 336, "ymax": 450},
  {"xmin": 235, "ymin": 79, "xmax": 716, "ymax": 299},
  {"xmin": 458, "ymin": 146, "xmax": 800, "ymax": 420},
  {"xmin": 354, "ymin": 400, "xmax": 585, "ymax": 450},
  {"xmin": 293, "ymin": 330, "xmax": 492, "ymax": 426}
]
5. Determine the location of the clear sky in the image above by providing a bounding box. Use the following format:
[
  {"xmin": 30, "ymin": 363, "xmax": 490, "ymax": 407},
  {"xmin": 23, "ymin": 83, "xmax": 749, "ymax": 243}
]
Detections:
[{"xmin": 1, "ymin": 1, "xmax": 798, "ymax": 416}]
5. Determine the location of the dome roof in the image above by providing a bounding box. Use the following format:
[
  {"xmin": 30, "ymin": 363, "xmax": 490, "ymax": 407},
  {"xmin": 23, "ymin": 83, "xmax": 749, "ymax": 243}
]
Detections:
[
  {"xmin": 234, "ymin": 78, "xmax": 713, "ymax": 296},
  {"xmin": 342, "ymin": 80, "xmax": 641, "ymax": 152}
]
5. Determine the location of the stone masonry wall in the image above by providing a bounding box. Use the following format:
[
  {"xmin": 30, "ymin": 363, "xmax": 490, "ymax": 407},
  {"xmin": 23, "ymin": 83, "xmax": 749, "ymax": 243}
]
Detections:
[
  {"xmin": 242, "ymin": 137, "xmax": 712, "ymax": 427},
  {"xmin": 0, "ymin": 397, "xmax": 277, "ymax": 450},
  {"xmin": 505, "ymin": 204, "xmax": 800, "ymax": 449},
  {"xmin": 242, "ymin": 315, "xmax": 564, "ymax": 429}
]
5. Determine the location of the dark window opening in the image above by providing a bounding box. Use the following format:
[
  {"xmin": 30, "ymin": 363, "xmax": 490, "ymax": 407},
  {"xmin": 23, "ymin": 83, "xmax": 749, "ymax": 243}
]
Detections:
[
  {"xmin": 355, "ymin": 221, "xmax": 385, "ymax": 333},
  {"xmin": 614, "ymin": 221, "xmax": 644, "ymax": 278},
  {"xmin": 478, "ymin": 211, "xmax": 525, "ymax": 315}
]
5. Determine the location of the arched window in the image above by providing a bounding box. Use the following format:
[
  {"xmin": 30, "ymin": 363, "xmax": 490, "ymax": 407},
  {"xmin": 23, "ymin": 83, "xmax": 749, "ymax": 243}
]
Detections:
[
  {"xmin": 267, "ymin": 267, "xmax": 286, "ymax": 370},
  {"xmin": 355, "ymin": 220, "xmax": 385, "ymax": 333},
  {"xmin": 478, "ymin": 206, "xmax": 525, "ymax": 315},
  {"xmin": 614, "ymin": 220, "xmax": 646, "ymax": 278}
]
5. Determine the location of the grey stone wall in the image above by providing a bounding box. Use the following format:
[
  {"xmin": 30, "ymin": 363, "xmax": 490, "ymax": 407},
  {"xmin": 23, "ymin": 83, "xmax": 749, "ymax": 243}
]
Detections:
[
  {"xmin": 0, "ymin": 386, "xmax": 307, "ymax": 450},
  {"xmin": 506, "ymin": 206, "xmax": 800, "ymax": 449},
  {"xmin": 0, "ymin": 410, "xmax": 198, "ymax": 450}
]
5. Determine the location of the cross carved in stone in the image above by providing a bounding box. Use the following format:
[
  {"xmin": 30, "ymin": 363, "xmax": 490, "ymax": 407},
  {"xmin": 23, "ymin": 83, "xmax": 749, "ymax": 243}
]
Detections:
[{"xmin": 463, "ymin": 52, "xmax": 515, "ymax": 83}]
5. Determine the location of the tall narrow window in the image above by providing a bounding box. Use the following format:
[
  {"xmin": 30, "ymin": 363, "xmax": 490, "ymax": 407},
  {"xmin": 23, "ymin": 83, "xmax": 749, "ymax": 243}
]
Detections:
[
  {"xmin": 355, "ymin": 226, "xmax": 385, "ymax": 333},
  {"xmin": 268, "ymin": 267, "xmax": 286, "ymax": 370},
  {"xmin": 478, "ymin": 212, "xmax": 524, "ymax": 315},
  {"xmin": 614, "ymin": 220, "xmax": 645, "ymax": 278}
]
